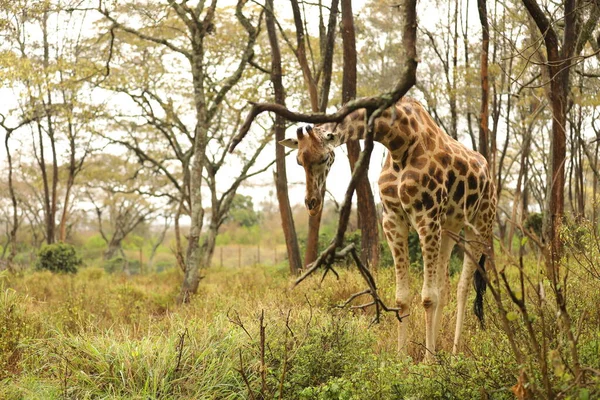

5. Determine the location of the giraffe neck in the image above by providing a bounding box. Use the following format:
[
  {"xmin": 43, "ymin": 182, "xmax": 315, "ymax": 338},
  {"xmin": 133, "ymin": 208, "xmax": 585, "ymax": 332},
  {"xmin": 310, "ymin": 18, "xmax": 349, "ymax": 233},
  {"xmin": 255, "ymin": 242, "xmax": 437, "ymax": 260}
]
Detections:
[{"xmin": 326, "ymin": 104, "xmax": 425, "ymax": 163}]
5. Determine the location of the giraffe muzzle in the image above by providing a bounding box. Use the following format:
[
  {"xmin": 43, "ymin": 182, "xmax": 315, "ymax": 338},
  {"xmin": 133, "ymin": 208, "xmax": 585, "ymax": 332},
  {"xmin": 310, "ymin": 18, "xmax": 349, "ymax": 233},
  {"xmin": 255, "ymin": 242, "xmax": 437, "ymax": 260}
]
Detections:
[{"xmin": 305, "ymin": 197, "xmax": 321, "ymax": 215}]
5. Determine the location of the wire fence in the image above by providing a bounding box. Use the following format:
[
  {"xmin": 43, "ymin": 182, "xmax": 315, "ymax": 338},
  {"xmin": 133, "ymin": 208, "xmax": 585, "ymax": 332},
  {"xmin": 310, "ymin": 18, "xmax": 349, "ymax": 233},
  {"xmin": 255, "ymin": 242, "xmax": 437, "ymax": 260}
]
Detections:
[{"xmin": 212, "ymin": 244, "xmax": 288, "ymax": 268}]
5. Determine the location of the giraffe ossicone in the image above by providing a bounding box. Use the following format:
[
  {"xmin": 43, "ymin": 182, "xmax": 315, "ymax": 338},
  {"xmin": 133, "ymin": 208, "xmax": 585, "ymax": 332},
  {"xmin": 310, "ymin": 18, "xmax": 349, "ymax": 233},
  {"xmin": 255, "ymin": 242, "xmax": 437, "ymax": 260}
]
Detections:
[{"xmin": 280, "ymin": 98, "xmax": 497, "ymax": 359}]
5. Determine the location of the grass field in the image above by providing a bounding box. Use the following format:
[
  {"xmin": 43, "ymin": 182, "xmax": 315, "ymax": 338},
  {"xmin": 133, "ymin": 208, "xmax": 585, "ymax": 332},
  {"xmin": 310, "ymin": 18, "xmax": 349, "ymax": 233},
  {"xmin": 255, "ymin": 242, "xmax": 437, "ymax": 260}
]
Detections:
[{"xmin": 0, "ymin": 254, "xmax": 598, "ymax": 399}]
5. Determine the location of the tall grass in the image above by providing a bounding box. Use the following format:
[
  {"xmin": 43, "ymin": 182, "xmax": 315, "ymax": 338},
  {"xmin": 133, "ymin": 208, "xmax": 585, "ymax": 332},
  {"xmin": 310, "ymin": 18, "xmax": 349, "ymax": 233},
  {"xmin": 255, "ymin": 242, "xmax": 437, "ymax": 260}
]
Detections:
[{"xmin": 0, "ymin": 254, "xmax": 598, "ymax": 399}]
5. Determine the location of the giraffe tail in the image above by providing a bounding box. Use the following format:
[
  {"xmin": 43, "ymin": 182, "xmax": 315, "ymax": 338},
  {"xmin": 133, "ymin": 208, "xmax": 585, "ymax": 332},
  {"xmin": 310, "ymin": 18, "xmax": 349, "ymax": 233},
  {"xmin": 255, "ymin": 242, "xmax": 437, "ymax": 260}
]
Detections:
[{"xmin": 473, "ymin": 255, "xmax": 487, "ymax": 329}]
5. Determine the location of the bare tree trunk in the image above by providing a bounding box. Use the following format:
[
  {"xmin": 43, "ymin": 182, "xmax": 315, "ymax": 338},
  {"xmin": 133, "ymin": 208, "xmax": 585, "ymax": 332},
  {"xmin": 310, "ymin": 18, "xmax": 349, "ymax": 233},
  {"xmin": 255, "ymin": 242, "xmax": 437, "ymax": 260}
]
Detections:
[
  {"xmin": 461, "ymin": 0, "xmax": 477, "ymax": 150},
  {"xmin": 4, "ymin": 132, "xmax": 18, "ymax": 261},
  {"xmin": 341, "ymin": 0, "xmax": 379, "ymax": 270},
  {"xmin": 449, "ymin": 0, "xmax": 459, "ymax": 140},
  {"xmin": 266, "ymin": 0, "xmax": 303, "ymax": 275},
  {"xmin": 289, "ymin": 0, "xmax": 339, "ymax": 267},
  {"xmin": 477, "ymin": 0, "xmax": 490, "ymax": 162}
]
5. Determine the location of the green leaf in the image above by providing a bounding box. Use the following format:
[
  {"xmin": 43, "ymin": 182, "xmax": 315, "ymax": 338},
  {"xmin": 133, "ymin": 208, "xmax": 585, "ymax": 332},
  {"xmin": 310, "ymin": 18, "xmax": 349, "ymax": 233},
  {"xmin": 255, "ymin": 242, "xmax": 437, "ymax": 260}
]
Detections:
[
  {"xmin": 579, "ymin": 388, "xmax": 590, "ymax": 400},
  {"xmin": 506, "ymin": 311, "xmax": 518, "ymax": 321}
]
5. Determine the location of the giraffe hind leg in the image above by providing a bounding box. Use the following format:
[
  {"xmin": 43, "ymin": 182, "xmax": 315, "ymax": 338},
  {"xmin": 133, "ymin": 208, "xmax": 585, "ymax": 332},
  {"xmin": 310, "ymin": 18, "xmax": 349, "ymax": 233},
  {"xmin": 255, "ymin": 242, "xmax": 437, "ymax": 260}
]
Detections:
[{"xmin": 433, "ymin": 234, "xmax": 454, "ymax": 346}]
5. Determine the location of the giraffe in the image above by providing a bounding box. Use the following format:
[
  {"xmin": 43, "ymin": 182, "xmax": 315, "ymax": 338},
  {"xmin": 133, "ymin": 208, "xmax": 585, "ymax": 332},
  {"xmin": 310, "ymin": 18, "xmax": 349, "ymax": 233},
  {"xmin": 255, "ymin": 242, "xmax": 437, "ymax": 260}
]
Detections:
[{"xmin": 280, "ymin": 97, "xmax": 497, "ymax": 357}]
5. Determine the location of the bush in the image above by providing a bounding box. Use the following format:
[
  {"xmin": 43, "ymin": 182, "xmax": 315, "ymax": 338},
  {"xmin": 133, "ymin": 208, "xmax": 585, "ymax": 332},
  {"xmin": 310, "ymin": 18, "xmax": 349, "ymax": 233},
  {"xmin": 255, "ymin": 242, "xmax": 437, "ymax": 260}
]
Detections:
[{"xmin": 35, "ymin": 242, "xmax": 82, "ymax": 274}]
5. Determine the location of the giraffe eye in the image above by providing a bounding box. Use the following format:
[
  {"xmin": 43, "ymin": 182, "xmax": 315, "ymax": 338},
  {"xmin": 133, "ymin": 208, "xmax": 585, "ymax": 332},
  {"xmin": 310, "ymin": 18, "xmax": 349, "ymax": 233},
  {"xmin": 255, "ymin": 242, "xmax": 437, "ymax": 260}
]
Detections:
[{"xmin": 325, "ymin": 133, "xmax": 335, "ymax": 141}]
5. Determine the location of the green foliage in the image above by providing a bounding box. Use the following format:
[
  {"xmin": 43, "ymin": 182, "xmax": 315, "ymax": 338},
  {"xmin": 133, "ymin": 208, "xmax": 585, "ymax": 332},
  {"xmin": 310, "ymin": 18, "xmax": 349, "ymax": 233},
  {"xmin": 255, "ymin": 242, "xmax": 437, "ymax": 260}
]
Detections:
[
  {"xmin": 285, "ymin": 316, "xmax": 375, "ymax": 393},
  {"xmin": 524, "ymin": 212, "xmax": 544, "ymax": 238},
  {"xmin": 35, "ymin": 243, "xmax": 82, "ymax": 274},
  {"xmin": 102, "ymin": 256, "xmax": 126, "ymax": 273},
  {"xmin": 227, "ymin": 194, "xmax": 260, "ymax": 227}
]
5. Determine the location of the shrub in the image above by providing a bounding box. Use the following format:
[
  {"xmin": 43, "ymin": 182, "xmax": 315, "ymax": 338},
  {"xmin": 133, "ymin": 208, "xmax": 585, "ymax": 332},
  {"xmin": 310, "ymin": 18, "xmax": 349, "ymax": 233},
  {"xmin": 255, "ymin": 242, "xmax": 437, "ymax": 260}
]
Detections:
[{"xmin": 35, "ymin": 242, "xmax": 82, "ymax": 274}]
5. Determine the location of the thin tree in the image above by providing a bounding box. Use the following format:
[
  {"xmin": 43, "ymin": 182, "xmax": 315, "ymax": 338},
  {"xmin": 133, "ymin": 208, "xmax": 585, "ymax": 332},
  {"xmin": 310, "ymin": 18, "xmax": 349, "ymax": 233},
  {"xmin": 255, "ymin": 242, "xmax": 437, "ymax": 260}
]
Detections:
[
  {"xmin": 341, "ymin": 0, "xmax": 379, "ymax": 269},
  {"xmin": 265, "ymin": 0, "xmax": 303, "ymax": 275},
  {"xmin": 288, "ymin": 0, "xmax": 340, "ymax": 267}
]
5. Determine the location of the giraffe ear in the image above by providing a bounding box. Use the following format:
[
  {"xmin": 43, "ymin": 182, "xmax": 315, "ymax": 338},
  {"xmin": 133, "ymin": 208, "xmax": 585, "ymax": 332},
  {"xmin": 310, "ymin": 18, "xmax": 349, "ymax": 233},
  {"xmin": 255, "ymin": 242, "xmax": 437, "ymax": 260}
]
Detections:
[{"xmin": 279, "ymin": 138, "xmax": 299, "ymax": 149}]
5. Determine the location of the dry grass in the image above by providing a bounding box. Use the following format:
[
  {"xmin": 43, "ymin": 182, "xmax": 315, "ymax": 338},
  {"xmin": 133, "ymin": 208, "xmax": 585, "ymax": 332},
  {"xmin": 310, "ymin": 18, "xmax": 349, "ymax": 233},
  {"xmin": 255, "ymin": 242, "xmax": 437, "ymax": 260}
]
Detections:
[{"xmin": 0, "ymin": 255, "xmax": 597, "ymax": 399}]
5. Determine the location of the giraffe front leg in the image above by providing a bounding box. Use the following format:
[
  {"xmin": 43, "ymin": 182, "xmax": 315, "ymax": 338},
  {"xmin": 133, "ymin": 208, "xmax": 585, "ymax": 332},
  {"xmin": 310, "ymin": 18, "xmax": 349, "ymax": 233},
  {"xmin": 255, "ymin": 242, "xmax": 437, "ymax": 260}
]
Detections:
[
  {"xmin": 418, "ymin": 223, "xmax": 442, "ymax": 360},
  {"xmin": 382, "ymin": 211, "xmax": 410, "ymax": 354}
]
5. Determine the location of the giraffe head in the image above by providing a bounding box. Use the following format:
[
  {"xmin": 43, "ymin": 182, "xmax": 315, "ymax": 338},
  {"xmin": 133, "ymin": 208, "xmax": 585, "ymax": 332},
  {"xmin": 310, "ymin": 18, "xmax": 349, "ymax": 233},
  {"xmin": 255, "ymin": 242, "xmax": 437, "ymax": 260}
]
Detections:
[{"xmin": 280, "ymin": 125, "xmax": 338, "ymax": 216}]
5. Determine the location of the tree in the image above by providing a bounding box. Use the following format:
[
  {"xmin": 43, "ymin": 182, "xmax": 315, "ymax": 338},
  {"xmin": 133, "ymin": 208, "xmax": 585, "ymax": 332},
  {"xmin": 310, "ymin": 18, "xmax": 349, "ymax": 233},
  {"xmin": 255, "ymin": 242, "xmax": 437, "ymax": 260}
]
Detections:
[
  {"xmin": 341, "ymin": 0, "xmax": 379, "ymax": 269},
  {"xmin": 265, "ymin": 0, "xmax": 303, "ymax": 275},
  {"xmin": 0, "ymin": 0, "xmax": 99, "ymax": 246},
  {"xmin": 83, "ymin": 154, "xmax": 158, "ymax": 261},
  {"xmin": 227, "ymin": 195, "xmax": 260, "ymax": 227},
  {"xmin": 99, "ymin": 0, "xmax": 263, "ymax": 301}
]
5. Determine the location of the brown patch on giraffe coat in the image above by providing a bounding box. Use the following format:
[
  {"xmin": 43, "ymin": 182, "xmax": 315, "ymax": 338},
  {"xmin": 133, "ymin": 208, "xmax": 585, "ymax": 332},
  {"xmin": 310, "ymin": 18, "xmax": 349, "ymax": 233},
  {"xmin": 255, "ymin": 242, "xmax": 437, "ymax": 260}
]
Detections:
[
  {"xmin": 424, "ymin": 131, "xmax": 435, "ymax": 149},
  {"xmin": 446, "ymin": 170, "xmax": 457, "ymax": 192},
  {"xmin": 427, "ymin": 179, "xmax": 437, "ymax": 192},
  {"xmin": 389, "ymin": 136, "xmax": 405, "ymax": 150},
  {"xmin": 468, "ymin": 173, "xmax": 478, "ymax": 190},
  {"xmin": 454, "ymin": 159, "xmax": 468, "ymax": 176},
  {"xmin": 453, "ymin": 180, "xmax": 465, "ymax": 203},
  {"xmin": 470, "ymin": 158, "xmax": 481, "ymax": 170},
  {"xmin": 410, "ymin": 118, "xmax": 419, "ymax": 131},
  {"xmin": 466, "ymin": 193, "xmax": 479, "ymax": 208},
  {"xmin": 377, "ymin": 120, "xmax": 391, "ymax": 136},
  {"xmin": 410, "ymin": 157, "xmax": 428, "ymax": 169},
  {"xmin": 379, "ymin": 173, "xmax": 396, "ymax": 184},
  {"xmin": 434, "ymin": 152, "xmax": 451, "ymax": 168},
  {"xmin": 356, "ymin": 125, "xmax": 365, "ymax": 138},
  {"xmin": 381, "ymin": 186, "xmax": 397, "ymax": 199},
  {"xmin": 374, "ymin": 129, "xmax": 386, "ymax": 142},
  {"xmin": 383, "ymin": 219, "xmax": 396, "ymax": 231},
  {"xmin": 412, "ymin": 143, "xmax": 425, "ymax": 158},
  {"xmin": 413, "ymin": 198, "xmax": 423, "ymax": 211},
  {"xmin": 393, "ymin": 162, "xmax": 400, "ymax": 172},
  {"xmin": 347, "ymin": 126, "xmax": 355, "ymax": 138},
  {"xmin": 402, "ymin": 170, "xmax": 420, "ymax": 181},
  {"xmin": 435, "ymin": 188, "xmax": 444, "ymax": 204},
  {"xmin": 422, "ymin": 298, "xmax": 434, "ymax": 309},
  {"xmin": 421, "ymin": 191, "xmax": 434, "ymax": 209}
]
